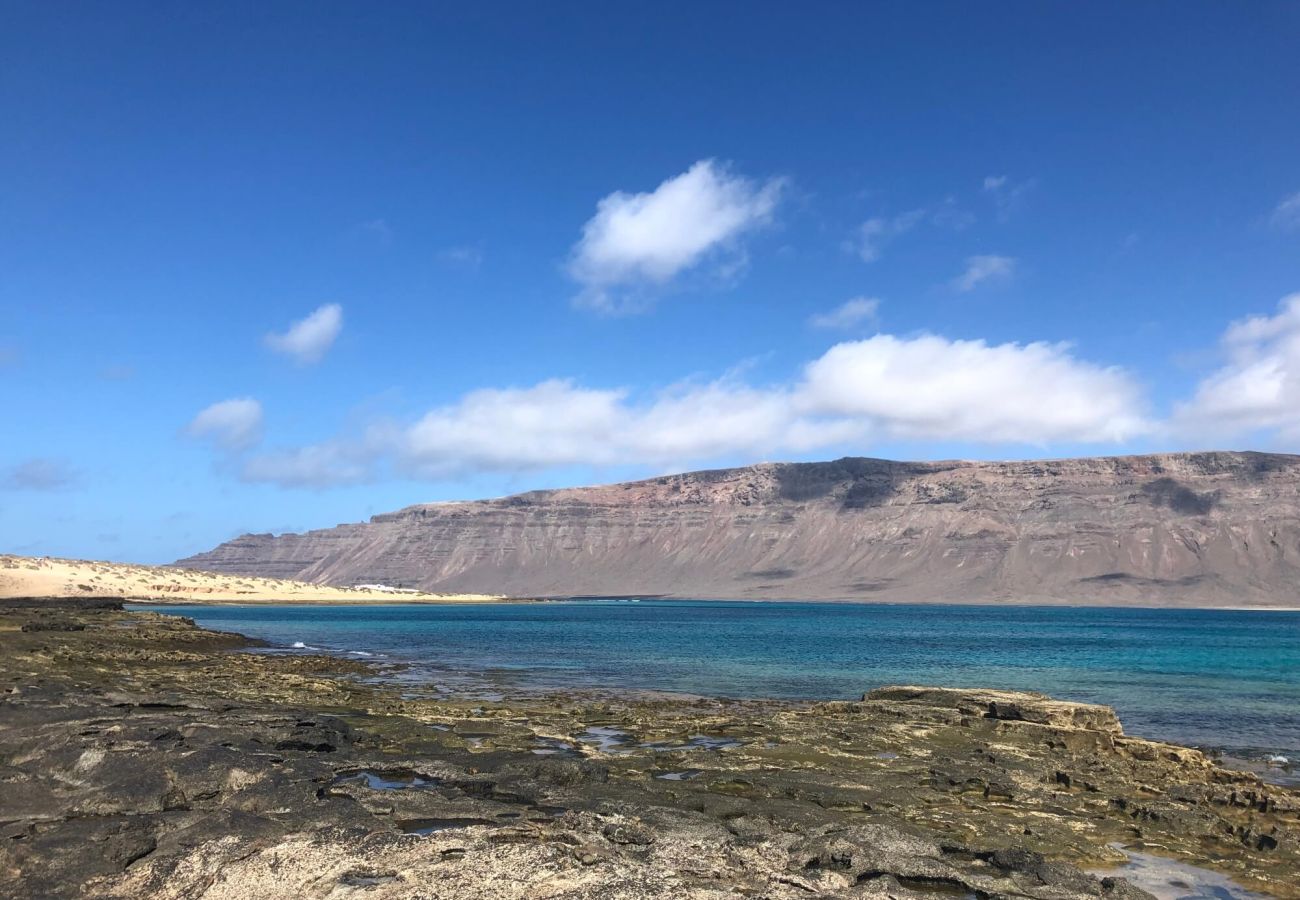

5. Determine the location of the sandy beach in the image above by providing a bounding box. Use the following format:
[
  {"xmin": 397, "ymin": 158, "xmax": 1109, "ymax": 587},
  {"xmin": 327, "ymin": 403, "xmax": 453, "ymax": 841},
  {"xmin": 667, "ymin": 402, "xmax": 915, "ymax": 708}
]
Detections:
[{"xmin": 0, "ymin": 554, "xmax": 506, "ymax": 605}]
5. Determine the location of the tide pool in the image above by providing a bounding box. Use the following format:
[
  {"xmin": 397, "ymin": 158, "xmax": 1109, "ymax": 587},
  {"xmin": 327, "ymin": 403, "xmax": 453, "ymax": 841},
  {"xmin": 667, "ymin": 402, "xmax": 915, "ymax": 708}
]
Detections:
[{"xmin": 140, "ymin": 600, "xmax": 1300, "ymax": 766}]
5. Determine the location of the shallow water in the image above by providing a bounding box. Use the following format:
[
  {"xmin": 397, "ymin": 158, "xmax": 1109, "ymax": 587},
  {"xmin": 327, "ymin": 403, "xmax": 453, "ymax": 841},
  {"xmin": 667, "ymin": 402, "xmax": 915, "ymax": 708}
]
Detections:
[
  {"xmin": 1090, "ymin": 848, "xmax": 1272, "ymax": 900},
  {"xmin": 140, "ymin": 600, "xmax": 1300, "ymax": 763}
]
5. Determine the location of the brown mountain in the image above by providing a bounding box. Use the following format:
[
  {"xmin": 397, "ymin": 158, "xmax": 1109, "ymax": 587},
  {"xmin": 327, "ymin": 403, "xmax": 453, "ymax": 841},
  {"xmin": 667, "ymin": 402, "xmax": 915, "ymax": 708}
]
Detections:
[{"xmin": 177, "ymin": 451, "xmax": 1300, "ymax": 607}]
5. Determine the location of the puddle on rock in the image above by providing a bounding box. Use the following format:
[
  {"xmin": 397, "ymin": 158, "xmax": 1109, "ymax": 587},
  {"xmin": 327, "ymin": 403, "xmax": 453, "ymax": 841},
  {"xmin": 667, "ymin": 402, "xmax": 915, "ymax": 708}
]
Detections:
[
  {"xmin": 531, "ymin": 737, "xmax": 581, "ymax": 757},
  {"xmin": 332, "ymin": 770, "xmax": 439, "ymax": 790},
  {"xmin": 1090, "ymin": 847, "xmax": 1271, "ymax": 900},
  {"xmin": 654, "ymin": 769, "xmax": 704, "ymax": 781},
  {"xmin": 577, "ymin": 726, "xmax": 634, "ymax": 754},
  {"xmin": 641, "ymin": 734, "xmax": 742, "ymax": 752}
]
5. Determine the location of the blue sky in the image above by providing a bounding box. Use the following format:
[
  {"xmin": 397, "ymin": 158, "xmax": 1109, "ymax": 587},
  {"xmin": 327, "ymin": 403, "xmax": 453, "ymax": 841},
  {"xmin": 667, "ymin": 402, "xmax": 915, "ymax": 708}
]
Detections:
[{"xmin": 3, "ymin": 2, "xmax": 1299, "ymax": 563}]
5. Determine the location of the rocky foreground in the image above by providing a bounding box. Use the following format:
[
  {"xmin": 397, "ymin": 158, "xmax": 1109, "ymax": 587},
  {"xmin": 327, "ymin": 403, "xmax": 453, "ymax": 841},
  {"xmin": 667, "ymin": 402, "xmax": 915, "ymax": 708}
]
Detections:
[
  {"xmin": 180, "ymin": 451, "xmax": 1300, "ymax": 607},
  {"xmin": 1, "ymin": 601, "xmax": 1298, "ymax": 898}
]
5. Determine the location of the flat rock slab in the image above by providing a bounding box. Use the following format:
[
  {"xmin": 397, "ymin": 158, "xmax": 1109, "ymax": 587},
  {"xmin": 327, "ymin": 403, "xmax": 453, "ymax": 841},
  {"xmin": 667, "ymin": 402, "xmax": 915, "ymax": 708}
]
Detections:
[{"xmin": 864, "ymin": 685, "xmax": 1126, "ymax": 733}]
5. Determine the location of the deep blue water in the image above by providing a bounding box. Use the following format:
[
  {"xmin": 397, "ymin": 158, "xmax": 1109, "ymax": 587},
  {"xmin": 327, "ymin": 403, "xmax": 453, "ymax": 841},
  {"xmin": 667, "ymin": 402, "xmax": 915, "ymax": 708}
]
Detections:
[{"xmin": 140, "ymin": 600, "xmax": 1300, "ymax": 763}]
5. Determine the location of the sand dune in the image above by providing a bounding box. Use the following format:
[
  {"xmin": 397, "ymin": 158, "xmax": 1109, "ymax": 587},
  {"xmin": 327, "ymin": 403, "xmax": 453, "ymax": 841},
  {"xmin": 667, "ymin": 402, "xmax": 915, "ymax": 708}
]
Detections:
[{"xmin": 0, "ymin": 554, "xmax": 504, "ymax": 604}]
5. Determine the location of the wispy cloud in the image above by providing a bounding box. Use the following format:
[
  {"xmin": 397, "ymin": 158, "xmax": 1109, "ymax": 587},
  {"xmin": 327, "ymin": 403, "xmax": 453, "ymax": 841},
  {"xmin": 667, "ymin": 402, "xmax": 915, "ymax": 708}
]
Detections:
[
  {"xmin": 438, "ymin": 244, "xmax": 484, "ymax": 269},
  {"xmin": 568, "ymin": 159, "xmax": 784, "ymax": 314},
  {"xmin": 809, "ymin": 297, "xmax": 881, "ymax": 330},
  {"xmin": 265, "ymin": 304, "xmax": 343, "ymax": 365},
  {"xmin": 982, "ymin": 175, "xmax": 1036, "ymax": 221},
  {"xmin": 950, "ymin": 254, "xmax": 1016, "ymax": 292},
  {"xmin": 1271, "ymin": 191, "xmax": 1300, "ymax": 230},
  {"xmin": 352, "ymin": 218, "xmax": 394, "ymax": 244},
  {"xmin": 847, "ymin": 210, "xmax": 925, "ymax": 263},
  {"xmin": 186, "ymin": 398, "xmax": 264, "ymax": 451},
  {"xmin": 846, "ymin": 199, "xmax": 972, "ymax": 263},
  {"xmin": 2, "ymin": 458, "xmax": 79, "ymax": 491},
  {"xmin": 241, "ymin": 441, "xmax": 374, "ymax": 488}
]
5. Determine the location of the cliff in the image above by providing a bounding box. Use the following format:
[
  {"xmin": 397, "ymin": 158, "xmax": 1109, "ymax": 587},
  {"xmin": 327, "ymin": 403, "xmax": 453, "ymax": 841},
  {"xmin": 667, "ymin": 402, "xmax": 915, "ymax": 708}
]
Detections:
[{"xmin": 177, "ymin": 451, "xmax": 1300, "ymax": 606}]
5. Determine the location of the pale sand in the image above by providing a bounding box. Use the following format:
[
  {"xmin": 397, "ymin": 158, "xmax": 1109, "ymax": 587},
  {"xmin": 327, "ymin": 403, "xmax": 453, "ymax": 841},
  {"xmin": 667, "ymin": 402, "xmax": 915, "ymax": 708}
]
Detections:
[{"xmin": 0, "ymin": 554, "xmax": 507, "ymax": 605}]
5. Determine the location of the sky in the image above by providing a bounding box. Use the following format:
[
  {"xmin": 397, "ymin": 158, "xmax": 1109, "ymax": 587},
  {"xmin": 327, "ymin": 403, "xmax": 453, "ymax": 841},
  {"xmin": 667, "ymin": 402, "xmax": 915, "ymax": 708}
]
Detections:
[{"xmin": 2, "ymin": 2, "xmax": 1299, "ymax": 564}]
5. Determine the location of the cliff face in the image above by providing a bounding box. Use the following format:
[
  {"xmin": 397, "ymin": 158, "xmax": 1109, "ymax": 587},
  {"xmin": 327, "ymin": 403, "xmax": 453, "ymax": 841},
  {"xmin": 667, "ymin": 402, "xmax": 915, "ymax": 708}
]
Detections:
[{"xmin": 176, "ymin": 452, "xmax": 1300, "ymax": 606}]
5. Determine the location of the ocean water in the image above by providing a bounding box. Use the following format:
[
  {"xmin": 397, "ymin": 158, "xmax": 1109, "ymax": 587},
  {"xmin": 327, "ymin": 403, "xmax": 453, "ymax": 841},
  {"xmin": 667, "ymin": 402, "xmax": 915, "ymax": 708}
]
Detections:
[{"xmin": 141, "ymin": 600, "xmax": 1300, "ymax": 766}]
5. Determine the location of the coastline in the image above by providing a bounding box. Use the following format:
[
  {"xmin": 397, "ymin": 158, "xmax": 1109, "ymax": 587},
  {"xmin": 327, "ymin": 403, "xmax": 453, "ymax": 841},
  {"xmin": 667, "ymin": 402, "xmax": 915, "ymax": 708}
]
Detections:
[
  {"xmin": 544, "ymin": 594, "xmax": 1300, "ymax": 612},
  {"xmin": 2, "ymin": 599, "xmax": 1297, "ymax": 898},
  {"xmin": 7, "ymin": 555, "xmax": 1300, "ymax": 611}
]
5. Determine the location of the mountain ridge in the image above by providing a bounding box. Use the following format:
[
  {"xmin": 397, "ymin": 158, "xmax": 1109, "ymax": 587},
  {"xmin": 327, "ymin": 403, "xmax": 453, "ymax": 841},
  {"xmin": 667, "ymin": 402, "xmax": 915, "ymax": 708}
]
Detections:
[{"xmin": 177, "ymin": 451, "xmax": 1300, "ymax": 607}]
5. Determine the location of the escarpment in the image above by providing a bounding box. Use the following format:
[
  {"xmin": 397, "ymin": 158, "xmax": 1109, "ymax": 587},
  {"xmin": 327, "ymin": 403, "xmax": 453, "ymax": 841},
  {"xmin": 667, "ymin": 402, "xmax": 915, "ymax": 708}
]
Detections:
[{"xmin": 179, "ymin": 451, "xmax": 1300, "ymax": 606}]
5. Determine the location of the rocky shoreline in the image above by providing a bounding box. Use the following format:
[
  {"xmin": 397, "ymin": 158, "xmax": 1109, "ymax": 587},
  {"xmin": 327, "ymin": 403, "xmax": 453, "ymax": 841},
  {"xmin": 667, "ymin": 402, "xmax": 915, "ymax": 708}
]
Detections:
[{"xmin": 2, "ymin": 600, "xmax": 1297, "ymax": 898}]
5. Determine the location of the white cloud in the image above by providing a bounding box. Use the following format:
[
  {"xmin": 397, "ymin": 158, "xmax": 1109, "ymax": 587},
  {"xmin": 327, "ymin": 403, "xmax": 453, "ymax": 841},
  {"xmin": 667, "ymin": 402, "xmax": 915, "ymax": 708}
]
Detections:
[
  {"xmin": 799, "ymin": 335, "xmax": 1148, "ymax": 443},
  {"xmin": 1177, "ymin": 294, "xmax": 1300, "ymax": 439},
  {"xmin": 403, "ymin": 380, "xmax": 629, "ymax": 474},
  {"xmin": 951, "ymin": 255, "xmax": 1016, "ymax": 292},
  {"xmin": 809, "ymin": 297, "xmax": 881, "ymax": 330},
  {"xmin": 848, "ymin": 210, "xmax": 925, "ymax": 263},
  {"xmin": 265, "ymin": 304, "xmax": 343, "ymax": 365},
  {"xmin": 371, "ymin": 377, "xmax": 863, "ymax": 480},
  {"xmin": 568, "ymin": 160, "xmax": 783, "ymax": 313},
  {"xmin": 1272, "ymin": 191, "xmax": 1300, "ymax": 230},
  {"xmin": 234, "ymin": 330, "xmax": 1150, "ymax": 487},
  {"xmin": 186, "ymin": 398, "xmax": 264, "ymax": 451}
]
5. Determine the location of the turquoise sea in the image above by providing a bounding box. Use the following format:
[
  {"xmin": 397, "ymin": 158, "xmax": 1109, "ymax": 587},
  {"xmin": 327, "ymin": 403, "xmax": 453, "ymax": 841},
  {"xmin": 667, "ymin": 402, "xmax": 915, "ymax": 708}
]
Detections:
[{"xmin": 143, "ymin": 600, "xmax": 1300, "ymax": 769}]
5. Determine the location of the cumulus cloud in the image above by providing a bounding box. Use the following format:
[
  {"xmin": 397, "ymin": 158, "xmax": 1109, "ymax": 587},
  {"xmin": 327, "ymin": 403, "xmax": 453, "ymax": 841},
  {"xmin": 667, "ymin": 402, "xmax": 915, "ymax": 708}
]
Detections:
[
  {"xmin": 799, "ymin": 335, "xmax": 1148, "ymax": 443},
  {"xmin": 265, "ymin": 304, "xmax": 343, "ymax": 365},
  {"xmin": 808, "ymin": 297, "xmax": 881, "ymax": 330},
  {"xmin": 1177, "ymin": 294, "xmax": 1300, "ymax": 440},
  {"xmin": 568, "ymin": 160, "xmax": 784, "ymax": 313},
  {"xmin": 3, "ymin": 458, "xmax": 78, "ymax": 491},
  {"xmin": 1272, "ymin": 191, "xmax": 1300, "ymax": 230},
  {"xmin": 234, "ymin": 330, "xmax": 1150, "ymax": 487},
  {"xmin": 951, "ymin": 254, "xmax": 1016, "ymax": 292},
  {"xmin": 186, "ymin": 398, "xmax": 264, "ymax": 450}
]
